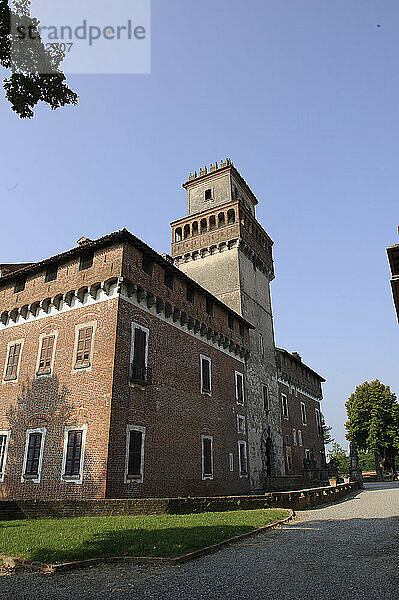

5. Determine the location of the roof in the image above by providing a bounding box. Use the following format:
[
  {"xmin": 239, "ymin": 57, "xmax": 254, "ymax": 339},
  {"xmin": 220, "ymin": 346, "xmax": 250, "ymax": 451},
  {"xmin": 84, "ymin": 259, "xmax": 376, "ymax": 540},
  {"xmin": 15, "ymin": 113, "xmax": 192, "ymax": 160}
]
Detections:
[
  {"xmin": 275, "ymin": 347, "xmax": 326, "ymax": 382},
  {"xmin": 0, "ymin": 228, "xmax": 254, "ymax": 330}
]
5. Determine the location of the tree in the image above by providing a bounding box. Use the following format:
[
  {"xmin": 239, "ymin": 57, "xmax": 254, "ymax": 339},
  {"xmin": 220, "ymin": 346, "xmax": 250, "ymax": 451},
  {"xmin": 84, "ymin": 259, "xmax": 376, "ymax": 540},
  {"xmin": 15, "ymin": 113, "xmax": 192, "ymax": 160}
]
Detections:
[
  {"xmin": 327, "ymin": 442, "xmax": 349, "ymax": 474},
  {"xmin": 0, "ymin": 0, "xmax": 78, "ymax": 118},
  {"xmin": 345, "ymin": 380, "xmax": 399, "ymax": 472},
  {"xmin": 321, "ymin": 414, "xmax": 334, "ymax": 445}
]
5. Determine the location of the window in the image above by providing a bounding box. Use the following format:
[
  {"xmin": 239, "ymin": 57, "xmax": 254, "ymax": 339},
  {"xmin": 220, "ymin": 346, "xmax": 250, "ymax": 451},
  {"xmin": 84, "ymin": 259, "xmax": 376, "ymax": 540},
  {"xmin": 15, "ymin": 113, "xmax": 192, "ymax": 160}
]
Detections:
[
  {"xmin": 238, "ymin": 441, "xmax": 248, "ymax": 476},
  {"xmin": 305, "ymin": 449, "xmax": 311, "ymax": 461},
  {"xmin": 228, "ymin": 314, "xmax": 234, "ymax": 330},
  {"xmin": 192, "ymin": 221, "xmax": 199, "ymax": 236},
  {"xmin": 45, "ymin": 264, "xmax": 58, "ymax": 282},
  {"xmin": 301, "ymin": 402, "xmax": 307, "ymax": 425},
  {"xmin": 204, "ymin": 188, "xmax": 212, "ymax": 200},
  {"xmin": 218, "ymin": 212, "xmax": 225, "ymax": 228},
  {"xmin": 281, "ymin": 394, "xmax": 289, "ymax": 418},
  {"xmin": 315, "ymin": 408, "xmax": 322, "ymax": 434},
  {"xmin": 79, "ymin": 251, "xmax": 93, "ymax": 271},
  {"xmin": 286, "ymin": 453, "xmax": 292, "ymax": 471},
  {"xmin": 298, "ymin": 430, "xmax": 303, "ymax": 446},
  {"xmin": 22, "ymin": 428, "xmax": 46, "ymax": 482},
  {"xmin": 14, "ymin": 276, "xmax": 26, "ymax": 293},
  {"xmin": 175, "ymin": 227, "xmax": 182, "ymax": 242},
  {"xmin": 164, "ymin": 269, "xmax": 174, "ymax": 290},
  {"xmin": 201, "ymin": 435, "xmax": 213, "ymax": 480},
  {"xmin": 235, "ymin": 371, "xmax": 244, "ymax": 404},
  {"xmin": 229, "ymin": 452, "xmax": 234, "ymax": 472},
  {"xmin": 75, "ymin": 326, "xmax": 93, "ymax": 369},
  {"xmin": 183, "ymin": 224, "xmax": 190, "ymax": 239},
  {"xmin": 227, "ymin": 209, "xmax": 236, "ymax": 224},
  {"xmin": 293, "ymin": 429, "xmax": 297, "ymax": 446},
  {"xmin": 286, "ymin": 434, "xmax": 290, "ymax": 447},
  {"xmin": 239, "ymin": 321, "xmax": 244, "ymax": 336},
  {"xmin": 125, "ymin": 425, "xmax": 146, "ymax": 483},
  {"xmin": 206, "ymin": 297, "xmax": 214, "ymax": 316},
  {"xmin": 61, "ymin": 426, "xmax": 87, "ymax": 482},
  {"xmin": 142, "ymin": 254, "xmax": 154, "ymax": 276},
  {"xmin": 237, "ymin": 415, "xmax": 246, "ymax": 434},
  {"xmin": 4, "ymin": 342, "xmax": 22, "ymax": 381},
  {"xmin": 37, "ymin": 335, "xmax": 55, "ymax": 376},
  {"xmin": 186, "ymin": 284, "xmax": 195, "ymax": 303},
  {"xmin": 259, "ymin": 333, "xmax": 264, "ymax": 356},
  {"xmin": 0, "ymin": 431, "xmax": 10, "ymax": 482},
  {"xmin": 200, "ymin": 218, "xmax": 207, "ymax": 234},
  {"xmin": 200, "ymin": 355, "xmax": 212, "ymax": 395},
  {"xmin": 262, "ymin": 385, "xmax": 269, "ymax": 411},
  {"xmin": 130, "ymin": 324, "xmax": 149, "ymax": 383}
]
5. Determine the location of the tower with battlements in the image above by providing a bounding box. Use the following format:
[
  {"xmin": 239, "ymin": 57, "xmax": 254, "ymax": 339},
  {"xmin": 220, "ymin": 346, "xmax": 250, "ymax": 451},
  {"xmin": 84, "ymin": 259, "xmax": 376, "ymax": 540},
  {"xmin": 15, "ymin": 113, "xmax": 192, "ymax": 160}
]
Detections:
[{"xmin": 171, "ymin": 160, "xmax": 285, "ymax": 489}]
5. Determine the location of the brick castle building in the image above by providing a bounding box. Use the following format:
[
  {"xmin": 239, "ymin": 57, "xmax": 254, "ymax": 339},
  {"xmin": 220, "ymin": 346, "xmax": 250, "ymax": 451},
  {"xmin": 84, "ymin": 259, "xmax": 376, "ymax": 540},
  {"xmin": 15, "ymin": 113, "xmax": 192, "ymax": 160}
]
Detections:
[
  {"xmin": 387, "ymin": 230, "xmax": 399, "ymax": 323},
  {"xmin": 0, "ymin": 160, "xmax": 325, "ymax": 500}
]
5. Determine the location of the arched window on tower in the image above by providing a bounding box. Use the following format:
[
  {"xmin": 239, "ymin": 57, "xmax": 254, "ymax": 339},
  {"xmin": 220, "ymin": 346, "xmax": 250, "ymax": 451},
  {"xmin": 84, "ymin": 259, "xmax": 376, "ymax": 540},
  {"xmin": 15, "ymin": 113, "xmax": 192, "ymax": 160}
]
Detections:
[
  {"xmin": 175, "ymin": 227, "xmax": 182, "ymax": 242},
  {"xmin": 192, "ymin": 221, "xmax": 198, "ymax": 237},
  {"xmin": 227, "ymin": 209, "xmax": 235, "ymax": 224},
  {"xmin": 218, "ymin": 213, "xmax": 225, "ymax": 228},
  {"xmin": 184, "ymin": 224, "xmax": 190, "ymax": 239},
  {"xmin": 200, "ymin": 218, "xmax": 207, "ymax": 234},
  {"xmin": 209, "ymin": 215, "xmax": 216, "ymax": 230}
]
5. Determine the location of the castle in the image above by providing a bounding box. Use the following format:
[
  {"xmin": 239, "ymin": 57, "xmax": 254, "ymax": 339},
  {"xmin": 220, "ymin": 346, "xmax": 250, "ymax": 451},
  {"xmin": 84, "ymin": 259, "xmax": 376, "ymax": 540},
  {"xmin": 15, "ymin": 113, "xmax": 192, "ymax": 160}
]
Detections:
[{"xmin": 0, "ymin": 161, "xmax": 325, "ymax": 499}]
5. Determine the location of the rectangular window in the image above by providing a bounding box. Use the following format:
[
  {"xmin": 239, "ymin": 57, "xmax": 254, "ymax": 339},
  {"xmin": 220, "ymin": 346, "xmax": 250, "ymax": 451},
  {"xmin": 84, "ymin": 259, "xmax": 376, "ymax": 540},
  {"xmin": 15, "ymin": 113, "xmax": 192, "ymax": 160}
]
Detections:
[
  {"xmin": 206, "ymin": 297, "xmax": 214, "ymax": 316},
  {"xmin": 228, "ymin": 314, "xmax": 234, "ymax": 330},
  {"xmin": 201, "ymin": 435, "xmax": 213, "ymax": 479},
  {"xmin": 301, "ymin": 402, "xmax": 307, "ymax": 425},
  {"xmin": 298, "ymin": 430, "xmax": 303, "ymax": 446},
  {"xmin": 164, "ymin": 269, "xmax": 174, "ymax": 290},
  {"xmin": 142, "ymin": 254, "xmax": 153, "ymax": 276},
  {"xmin": 229, "ymin": 452, "xmax": 234, "ymax": 472},
  {"xmin": 124, "ymin": 425, "xmax": 145, "ymax": 483},
  {"xmin": 14, "ymin": 276, "xmax": 26, "ymax": 293},
  {"xmin": 287, "ymin": 453, "xmax": 292, "ymax": 471},
  {"xmin": 204, "ymin": 188, "xmax": 212, "ymax": 200},
  {"xmin": 79, "ymin": 251, "xmax": 93, "ymax": 271},
  {"xmin": 239, "ymin": 321, "xmax": 244, "ymax": 336},
  {"xmin": 37, "ymin": 335, "xmax": 55, "ymax": 375},
  {"xmin": 22, "ymin": 428, "xmax": 45, "ymax": 482},
  {"xmin": 186, "ymin": 284, "xmax": 195, "ymax": 303},
  {"xmin": 4, "ymin": 342, "xmax": 22, "ymax": 381},
  {"xmin": 238, "ymin": 441, "xmax": 248, "ymax": 476},
  {"xmin": 235, "ymin": 371, "xmax": 244, "ymax": 404},
  {"xmin": 130, "ymin": 324, "xmax": 149, "ymax": 383},
  {"xmin": 262, "ymin": 385, "xmax": 269, "ymax": 411},
  {"xmin": 293, "ymin": 429, "xmax": 297, "ymax": 446},
  {"xmin": 259, "ymin": 333, "xmax": 264, "ymax": 356},
  {"xmin": 281, "ymin": 394, "xmax": 289, "ymax": 418},
  {"xmin": 45, "ymin": 264, "xmax": 58, "ymax": 282},
  {"xmin": 0, "ymin": 431, "xmax": 10, "ymax": 482},
  {"xmin": 64, "ymin": 431, "xmax": 83, "ymax": 476},
  {"xmin": 200, "ymin": 355, "xmax": 212, "ymax": 395},
  {"xmin": 285, "ymin": 434, "xmax": 290, "ymax": 447},
  {"xmin": 75, "ymin": 326, "xmax": 93, "ymax": 369},
  {"xmin": 237, "ymin": 415, "xmax": 246, "ymax": 434},
  {"xmin": 315, "ymin": 408, "xmax": 322, "ymax": 434}
]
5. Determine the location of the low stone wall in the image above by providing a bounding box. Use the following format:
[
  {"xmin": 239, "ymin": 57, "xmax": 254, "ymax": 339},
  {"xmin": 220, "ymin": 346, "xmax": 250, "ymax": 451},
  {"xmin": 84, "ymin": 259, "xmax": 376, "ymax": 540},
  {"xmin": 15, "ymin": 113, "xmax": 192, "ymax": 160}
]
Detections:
[{"xmin": 0, "ymin": 483, "xmax": 360, "ymax": 520}]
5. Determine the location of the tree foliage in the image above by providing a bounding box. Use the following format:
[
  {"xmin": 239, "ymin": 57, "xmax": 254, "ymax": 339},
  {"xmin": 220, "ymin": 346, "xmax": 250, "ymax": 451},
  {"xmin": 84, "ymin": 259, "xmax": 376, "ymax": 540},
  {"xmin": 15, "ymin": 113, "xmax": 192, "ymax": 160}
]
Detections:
[
  {"xmin": 327, "ymin": 442, "xmax": 349, "ymax": 474},
  {"xmin": 345, "ymin": 380, "xmax": 399, "ymax": 470},
  {"xmin": 321, "ymin": 414, "xmax": 334, "ymax": 445}
]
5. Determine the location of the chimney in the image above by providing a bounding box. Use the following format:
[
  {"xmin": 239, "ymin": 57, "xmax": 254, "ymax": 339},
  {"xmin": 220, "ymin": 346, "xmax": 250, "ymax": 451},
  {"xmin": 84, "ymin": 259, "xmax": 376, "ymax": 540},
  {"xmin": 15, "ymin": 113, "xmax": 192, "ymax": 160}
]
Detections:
[
  {"xmin": 292, "ymin": 351, "xmax": 302, "ymax": 362},
  {"xmin": 77, "ymin": 237, "xmax": 92, "ymax": 247}
]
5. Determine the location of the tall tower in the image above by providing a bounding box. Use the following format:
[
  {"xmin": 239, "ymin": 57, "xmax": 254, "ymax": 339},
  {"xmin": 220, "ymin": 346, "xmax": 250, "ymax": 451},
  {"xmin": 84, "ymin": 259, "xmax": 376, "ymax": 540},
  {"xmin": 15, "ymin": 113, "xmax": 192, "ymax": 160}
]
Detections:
[{"xmin": 170, "ymin": 159, "xmax": 285, "ymax": 490}]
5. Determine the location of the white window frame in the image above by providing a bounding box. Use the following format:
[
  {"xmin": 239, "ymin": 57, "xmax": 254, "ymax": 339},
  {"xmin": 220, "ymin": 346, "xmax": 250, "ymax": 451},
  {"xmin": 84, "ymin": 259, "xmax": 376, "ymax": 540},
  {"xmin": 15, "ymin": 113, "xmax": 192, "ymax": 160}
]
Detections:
[
  {"xmin": 3, "ymin": 338, "xmax": 24, "ymax": 383},
  {"xmin": 237, "ymin": 415, "xmax": 246, "ymax": 434},
  {"xmin": 21, "ymin": 427, "xmax": 46, "ymax": 483},
  {"xmin": 228, "ymin": 452, "xmax": 234, "ymax": 472},
  {"xmin": 201, "ymin": 434, "xmax": 213, "ymax": 480},
  {"xmin": 61, "ymin": 424, "xmax": 88, "ymax": 484},
  {"xmin": 130, "ymin": 322, "xmax": 149, "ymax": 366},
  {"xmin": 72, "ymin": 321, "xmax": 97, "ymax": 373},
  {"xmin": 315, "ymin": 408, "xmax": 321, "ymax": 432},
  {"xmin": 35, "ymin": 330, "xmax": 59, "ymax": 379},
  {"xmin": 124, "ymin": 425, "xmax": 146, "ymax": 484},
  {"xmin": 298, "ymin": 429, "xmax": 303, "ymax": 447},
  {"xmin": 281, "ymin": 393, "xmax": 289, "ymax": 419},
  {"xmin": 286, "ymin": 452, "xmax": 292, "ymax": 471},
  {"xmin": 293, "ymin": 428, "xmax": 297, "ymax": 446},
  {"xmin": 305, "ymin": 448, "xmax": 311, "ymax": 461},
  {"xmin": 238, "ymin": 440, "xmax": 248, "ymax": 477},
  {"xmin": 0, "ymin": 430, "xmax": 11, "ymax": 482},
  {"xmin": 235, "ymin": 371, "xmax": 244, "ymax": 405},
  {"xmin": 259, "ymin": 333, "xmax": 264, "ymax": 356},
  {"xmin": 200, "ymin": 354, "xmax": 212, "ymax": 396},
  {"xmin": 301, "ymin": 401, "xmax": 307, "ymax": 425}
]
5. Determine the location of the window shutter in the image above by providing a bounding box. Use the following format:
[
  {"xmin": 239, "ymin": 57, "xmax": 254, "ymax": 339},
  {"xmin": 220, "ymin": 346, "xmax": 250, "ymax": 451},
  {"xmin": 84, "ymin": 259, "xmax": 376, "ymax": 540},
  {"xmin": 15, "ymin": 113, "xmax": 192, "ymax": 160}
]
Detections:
[
  {"xmin": 0, "ymin": 435, "xmax": 6, "ymax": 473},
  {"xmin": 5, "ymin": 343, "xmax": 21, "ymax": 380},
  {"xmin": 75, "ymin": 327, "xmax": 93, "ymax": 367},
  {"xmin": 128, "ymin": 430, "xmax": 143, "ymax": 477},
  {"xmin": 65, "ymin": 431, "xmax": 83, "ymax": 476},
  {"xmin": 133, "ymin": 329, "xmax": 147, "ymax": 368},
  {"xmin": 202, "ymin": 358, "xmax": 210, "ymax": 392},
  {"xmin": 25, "ymin": 433, "xmax": 42, "ymax": 476},
  {"xmin": 38, "ymin": 335, "xmax": 55, "ymax": 373},
  {"xmin": 203, "ymin": 438, "xmax": 212, "ymax": 476}
]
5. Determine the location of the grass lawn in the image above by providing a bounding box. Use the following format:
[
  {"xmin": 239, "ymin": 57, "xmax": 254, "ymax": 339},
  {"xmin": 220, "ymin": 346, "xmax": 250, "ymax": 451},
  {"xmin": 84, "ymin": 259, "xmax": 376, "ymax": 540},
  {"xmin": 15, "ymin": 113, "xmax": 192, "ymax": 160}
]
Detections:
[{"xmin": 0, "ymin": 508, "xmax": 290, "ymax": 564}]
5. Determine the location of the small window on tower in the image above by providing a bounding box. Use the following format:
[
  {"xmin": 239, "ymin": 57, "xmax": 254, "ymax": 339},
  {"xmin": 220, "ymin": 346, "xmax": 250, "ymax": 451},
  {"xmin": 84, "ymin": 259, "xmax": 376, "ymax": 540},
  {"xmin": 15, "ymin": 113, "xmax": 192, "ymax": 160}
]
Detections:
[
  {"xmin": 206, "ymin": 297, "xmax": 214, "ymax": 316},
  {"xmin": 204, "ymin": 188, "xmax": 212, "ymax": 201}
]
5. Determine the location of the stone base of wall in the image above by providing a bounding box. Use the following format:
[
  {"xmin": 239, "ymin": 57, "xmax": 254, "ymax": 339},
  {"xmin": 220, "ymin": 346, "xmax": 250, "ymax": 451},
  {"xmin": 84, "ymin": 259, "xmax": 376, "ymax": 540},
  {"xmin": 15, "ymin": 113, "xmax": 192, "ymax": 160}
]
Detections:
[{"xmin": 0, "ymin": 483, "xmax": 360, "ymax": 520}]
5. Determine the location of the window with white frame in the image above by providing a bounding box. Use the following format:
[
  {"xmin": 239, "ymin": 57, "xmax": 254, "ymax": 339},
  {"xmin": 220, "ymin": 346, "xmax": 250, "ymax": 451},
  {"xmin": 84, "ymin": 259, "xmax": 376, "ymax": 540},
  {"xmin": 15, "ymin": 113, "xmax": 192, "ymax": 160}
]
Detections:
[
  {"xmin": 4, "ymin": 340, "xmax": 23, "ymax": 382},
  {"xmin": 235, "ymin": 371, "xmax": 244, "ymax": 404},
  {"xmin": 259, "ymin": 333, "xmax": 264, "ymax": 356},
  {"xmin": 281, "ymin": 394, "xmax": 289, "ymax": 418},
  {"xmin": 286, "ymin": 453, "xmax": 292, "ymax": 471},
  {"xmin": 125, "ymin": 425, "xmax": 146, "ymax": 483},
  {"xmin": 130, "ymin": 323, "xmax": 149, "ymax": 383},
  {"xmin": 301, "ymin": 402, "xmax": 307, "ymax": 425},
  {"xmin": 200, "ymin": 355, "xmax": 212, "ymax": 395},
  {"xmin": 262, "ymin": 385, "xmax": 269, "ymax": 411},
  {"xmin": 201, "ymin": 435, "xmax": 213, "ymax": 480},
  {"xmin": 305, "ymin": 449, "xmax": 311, "ymax": 461},
  {"xmin": 0, "ymin": 431, "xmax": 10, "ymax": 482},
  {"xmin": 315, "ymin": 408, "xmax": 322, "ymax": 434},
  {"xmin": 61, "ymin": 425, "xmax": 87, "ymax": 483},
  {"xmin": 285, "ymin": 434, "xmax": 290, "ymax": 447},
  {"xmin": 238, "ymin": 440, "xmax": 248, "ymax": 477},
  {"xmin": 229, "ymin": 452, "xmax": 234, "ymax": 472},
  {"xmin": 293, "ymin": 428, "xmax": 297, "ymax": 446},
  {"xmin": 22, "ymin": 428, "xmax": 46, "ymax": 483},
  {"xmin": 237, "ymin": 415, "xmax": 246, "ymax": 434},
  {"xmin": 298, "ymin": 430, "xmax": 303, "ymax": 446}
]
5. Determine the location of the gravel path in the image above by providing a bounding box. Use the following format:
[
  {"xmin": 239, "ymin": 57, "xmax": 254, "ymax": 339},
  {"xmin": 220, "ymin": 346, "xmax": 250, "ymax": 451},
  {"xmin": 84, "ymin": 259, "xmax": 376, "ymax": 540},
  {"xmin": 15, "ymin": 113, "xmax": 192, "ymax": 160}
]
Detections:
[{"xmin": 2, "ymin": 482, "xmax": 399, "ymax": 600}]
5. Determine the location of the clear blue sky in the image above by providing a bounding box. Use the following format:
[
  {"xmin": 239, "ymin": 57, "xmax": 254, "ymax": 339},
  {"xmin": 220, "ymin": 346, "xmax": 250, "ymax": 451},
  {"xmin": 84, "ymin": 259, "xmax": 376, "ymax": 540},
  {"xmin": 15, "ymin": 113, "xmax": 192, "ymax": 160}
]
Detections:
[{"xmin": 1, "ymin": 0, "xmax": 398, "ymax": 447}]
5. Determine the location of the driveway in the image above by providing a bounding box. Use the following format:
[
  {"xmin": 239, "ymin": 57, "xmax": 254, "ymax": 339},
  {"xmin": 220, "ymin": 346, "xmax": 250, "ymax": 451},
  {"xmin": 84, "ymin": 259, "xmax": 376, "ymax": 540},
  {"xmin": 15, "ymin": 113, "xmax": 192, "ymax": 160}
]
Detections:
[{"xmin": 2, "ymin": 482, "xmax": 399, "ymax": 600}]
